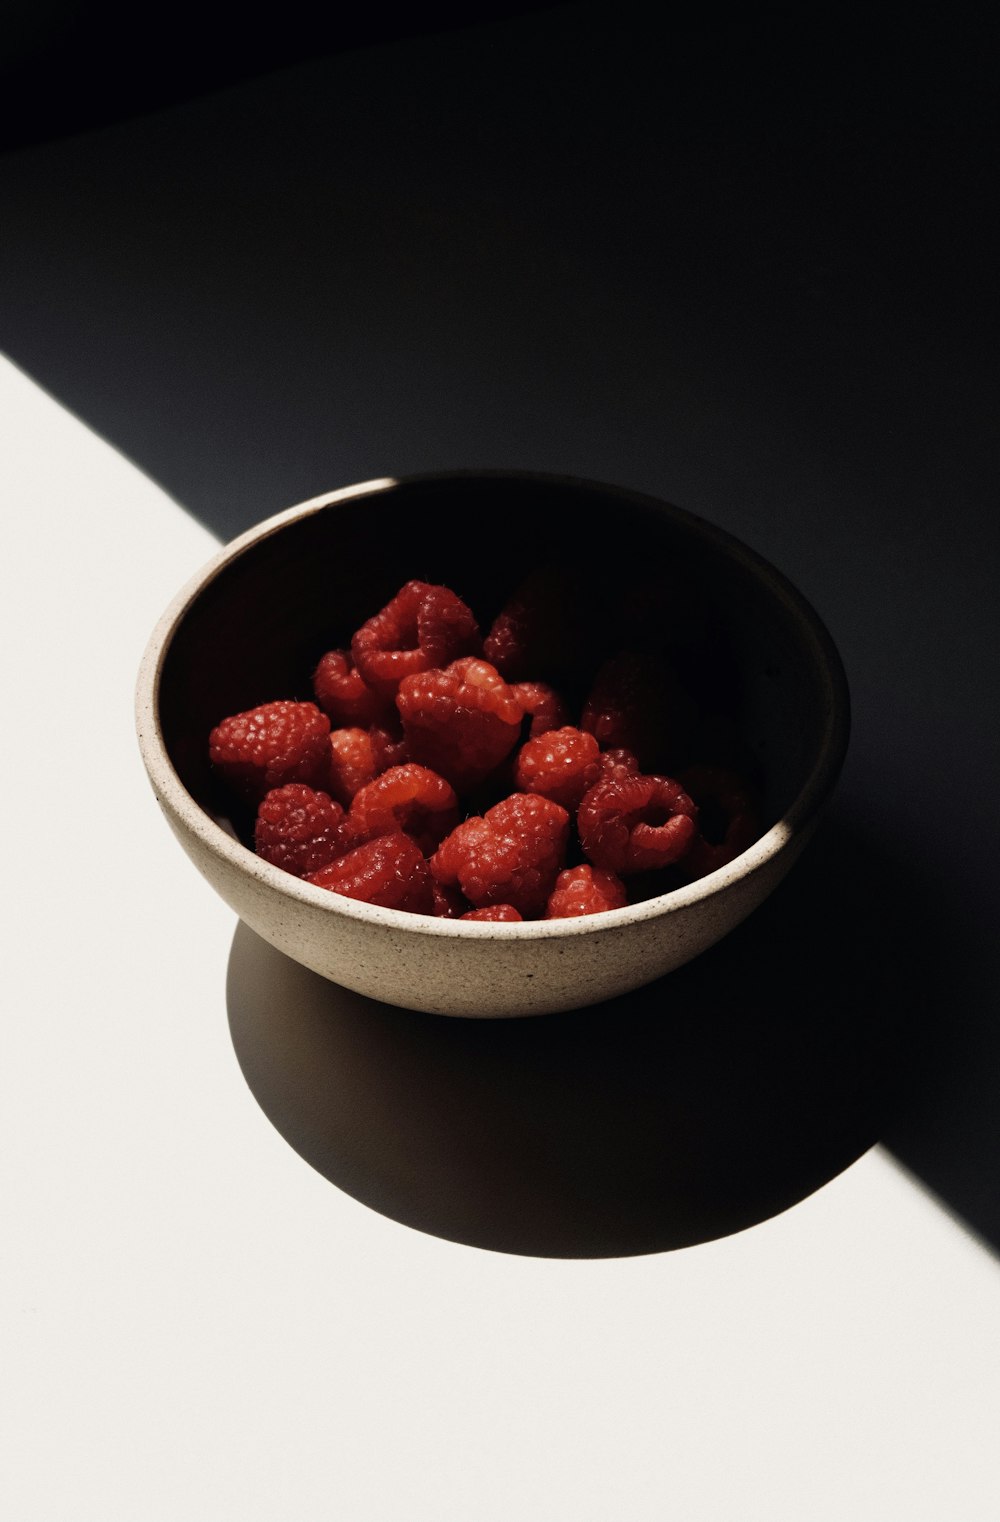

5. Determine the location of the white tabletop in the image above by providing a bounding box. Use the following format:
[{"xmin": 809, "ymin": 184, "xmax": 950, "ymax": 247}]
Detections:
[{"xmin": 3, "ymin": 352, "xmax": 1000, "ymax": 1520}]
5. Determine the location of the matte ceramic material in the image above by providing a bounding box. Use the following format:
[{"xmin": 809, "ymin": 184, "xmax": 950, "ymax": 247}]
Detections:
[{"xmin": 135, "ymin": 472, "xmax": 849, "ymax": 1017}]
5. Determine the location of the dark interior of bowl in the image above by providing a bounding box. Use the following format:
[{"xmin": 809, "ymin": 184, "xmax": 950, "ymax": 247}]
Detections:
[{"xmin": 159, "ymin": 476, "xmax": 841, "ymax": 861}]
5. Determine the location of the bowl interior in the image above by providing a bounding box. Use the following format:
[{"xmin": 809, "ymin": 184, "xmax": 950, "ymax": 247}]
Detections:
[{"xmin": 158, "ymin": 476, "xmax": 836, "ymax": 862}]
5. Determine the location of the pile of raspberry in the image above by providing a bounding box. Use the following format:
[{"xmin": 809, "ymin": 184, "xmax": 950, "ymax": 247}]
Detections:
[{"xmin": 208, "ymin": 577, "xmax": 759, "ymax": 921}]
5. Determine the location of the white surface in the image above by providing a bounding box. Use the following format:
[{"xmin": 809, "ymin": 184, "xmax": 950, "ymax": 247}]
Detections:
[{"xmin": 2, "ymin": 353, "xmax": 999, "ymax": 1521}]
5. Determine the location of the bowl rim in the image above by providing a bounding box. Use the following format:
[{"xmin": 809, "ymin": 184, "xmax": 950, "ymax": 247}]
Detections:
[{"xmin": 135, "ymin": 470, "xmax": 850, "ymax": 939}]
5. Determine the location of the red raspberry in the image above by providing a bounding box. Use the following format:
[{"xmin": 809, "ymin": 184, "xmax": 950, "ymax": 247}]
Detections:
[
  {"xmin": 597, "ymin": 747, "xmax": 641, "ymax": 784},
  {"xmin": 431, "ymin": 881, "xmax": 470, "ymax": 918},
  {"xmin": 514, "ymin": 725, "xmax": 602, "ymax": 811},
  {"xmin": 544, "ymin": 865, "xmax": 627, "ymax": 919},
  {"xmin": 483, "ymin": 570, "xmax": 579, "ymax": 681},
  {"xmin": 351, "ymin": 580, "xmax": 479, "ymax": 696},
  {"xmin": 348, "ymin": 763, "xmax": 460, "ymax": 856},
  {"xmin": 578, "ymin": 773, "xmax": 697, "ymax": 875},
  {"xmin": 327, "ymin": 727, "xmax": 380, "ymax": 806},
  {"xmin": 679, "ymin": 764, "xmax": 760, "ymax": 880},
  {"xmin": 313, "ymin": 650, "xmax": 391, "ymax": 727},
  {"xmin": 307, "ymin": 832, "xmax": 433, "ymax": 914},
  {"xmin": 581, "ymin": 653, "xmax": 672, "ymax": 768},
  {"xmin": 209, "ymin": 700, "xmax": 331, "ymax": 801},
  {"xmin": 368, "ymin": 716, "xmax": 409, "ymax": 772},
  {"xmin": 396, "ymin": 657, "xmax": 525, "ymax": 791},
  {"xmin": 431, "ymin": 792, "xmax": 569, "ymax": 918},
  {"xmin": 461, "ymin": 905, "xmax": 523, "ymax": 922},
  {"xmin": 254, "ymin": 784, "xmax": 351, "ymax": 878},
  {"xmin": 510, "ymin": 681, "xmax": 572, "ymax": 738}
]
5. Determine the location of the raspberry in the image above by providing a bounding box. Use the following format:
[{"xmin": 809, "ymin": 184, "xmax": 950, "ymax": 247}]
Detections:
[
  {"xmin": 211, "ymin": 570, "xmax": 752, "ymax": 928},
  {"xmin": 351, "ymin": 580, "xmax": 479, "ymax": 696},
  {"xmin": 348, "ymin": 763, "xmax": 460, "ymax": 856},
  {"xmin": 368, "ymin": 716, "xmax": 409, "ymax": 772},
  {"xmin": 679, "ymin": 764, "xmax": 760, "ymax": 880},
  {"xmin": 597, "ymin": 747, "xmax": 641, "ymax": 784},
  {"xmin": 431, "ymin": 881, "xmax": 470, "ymax": 918},
  {"xmin": 307, "ymin": 831, "xmax": 433, "ymax": 914},
  {"xmin": 209, "ymin": 700, "xmax": 331, "ymax": 801},
  {"xmin": 581, "ymin": 652, "xmax": 672, "ymax": 768},
  {"xmin": 483, "ymin": 570, "xmax": 579, "ymax": 681},
  {"xmin": 511, "ymin": 681, "xmax": 572, "ymax": 739},
  {"xmin": 396, "ymin": 657, "xmax": 525, "ymax": 791},
  {"xmin": 254, "ymin": 784, "xmax": 351, "ymax": 878},
  {"xmin": 313, "ymin": 650, "xmax": 391, "ymax": 727},
  {"xmin": 327, "ymin": 727, "xmax": 380, "ymax": 806},
  {"xmin": 514, "ymin": 725, "xmax": 602, "ymax": 811},
  {"xmin": 461, "ymin": 905, "xmax": 523, "ymax": 922},
  {"xmin": 431, "ymin": 791, "xmax": 569, "ymax": 918},
  {"xmin": 544, "ymin": 865, "xmax": 627, "ymax": 919},
  {"xmin": 578, "ymin": 773, "xmax": 697, "ymax": 875}
]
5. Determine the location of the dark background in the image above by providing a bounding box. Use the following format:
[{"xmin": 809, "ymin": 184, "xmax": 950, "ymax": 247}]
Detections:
[{"xmin": 2, "ymin": 3, "xmax": 997, "ymax": 1250}]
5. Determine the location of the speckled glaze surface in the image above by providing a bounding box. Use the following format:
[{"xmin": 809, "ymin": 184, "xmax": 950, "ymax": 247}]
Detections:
[{"xmin": 136, "ymin": 473, "xmax": 849, "ymax": 1018}]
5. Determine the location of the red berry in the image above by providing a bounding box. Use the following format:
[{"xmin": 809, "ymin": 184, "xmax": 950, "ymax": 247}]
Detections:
[
  {"xmin": 254, "ymin": 784, "xmax": 351, "ymax": 878},
  {"xmin": 578, "ymin": 773, "xmax": 697, "ymax": 874},
  {"xmin": 431, "ymin": 881, "xmax": 470, "ymax": 918},
  {"xmin": 483, "ymin": 570, "xmax": 579, "ymax": 681},
  {"xmin": 351, "ymin": 580, "xmax": 479, "ymax": 696},
  {"xmin": 327, "ymin": 727, "xmax": 380, "ymax": 806},
  {"xmin": 210, "ymin": 700, "xmax": 331, "ymax": 801},
  {"xmin": 597, "ymin": 747, "xmax": 641, "ymax": 784},
  {"xmin": 581, "ymin": 653, "xmax": 673, "ymax": 768},
  {"xmin": 514, "ymin": 725, "xmax": 602, "ymax": 811},
  {"xmin": 461, "ymin": 905, "xmax": 523, "ymax": 922},
  {"xmin": 348, "ymin": 763, "xmax": 460, "ymax": 856},
  {"xmin": 313, "ymin": 650, "xmax": 391, "ymax": 727},
  {"xmin": 396, "ymin": 657, "xmax": 525, "ymax": 791},
  {"xmin": 368, "ymin": 716, "xmax": 409, "ymax": 772},
  {"xmin": 307, "ymin": 832, "xmax": 433, "ymax": 914},
  {"xmin": 431, "ymin": 791, "xmax": 569, "ymax": 918},
  {"xmin": 510, "ymin": 680, "xmax": 572, "ymax": 738},
  {"xmin": 679, "ymin": 764, "xmax": 760, "ymax": 880},
  {"xmin": 544, "ymin": 865, "xmax": 627, "ymax": 919}
]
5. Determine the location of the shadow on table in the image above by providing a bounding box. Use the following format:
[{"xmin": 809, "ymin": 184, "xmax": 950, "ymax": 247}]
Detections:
[{"xmin": 226, "ymin": 810, "xmax": 966, "ymax": 1258}]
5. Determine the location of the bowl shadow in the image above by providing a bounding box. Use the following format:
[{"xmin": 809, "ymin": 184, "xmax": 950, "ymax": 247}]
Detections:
[{"xmin": 226, "ymin": 810, "xmax": 946, "ymax": 1257}]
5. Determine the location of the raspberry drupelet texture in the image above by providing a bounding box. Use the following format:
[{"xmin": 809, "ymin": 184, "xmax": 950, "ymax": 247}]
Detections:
[
  {"xmin": 545, "ymin": 865, "xmax": 627, "ymax": 919},
  {"xmin": 327, "ymin": 727, "xmax": 380, "ymax": 806},
  {"xmin": 368, "ymin": 716, "xmax": 409, "ymax": 772},
  {"xmin": 578, "ymin": 773, "xmax": 697, "ymax": 874},
  {"xmin": 351, "ymin": 580, "xmax": 479, "ymax": 696},
  {"xmin": 306, "ymin": 831, "xmax": 433, "ymax": 913},
  {"xmin": 396, "ymin": 657, "xmax": 525, "ymax": 792},
  {"xmin": 596, "ymin": 747, "xmax": 641, "ymax": 784},
  {"xmin": 514, "ymin": 725, "xmax": 602, "ymax": 811},
  {"xmin": 461, "ymin": 904, "xmax": 523, "ymax": 922},
  {"xmin": 254, "ymin": 784, "xmax": 351, "ymax": 878},
  {"xmin": 313, "ymin": 650, "xmax": 392, "ymax": 727},
  {"xmin": 209, "ymin": 700, "xmax": 331, "ymax": 801},
  {"xmin": 348, "ymin": 763, "xmax": 460, "ymax": 856},
  {"xmin": 510, "ymin": 681, "xmax": 572, "ymax": 739},
  {"xmin": 679, "ymin": 763, "xmax": 760, "ymax": 880},
  {"xmin": 431, "ymin": 791, "xmax": 569, "ymax": 918}
]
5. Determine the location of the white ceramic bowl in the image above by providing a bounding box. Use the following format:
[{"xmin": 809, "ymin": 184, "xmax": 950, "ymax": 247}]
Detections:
[{"xmin": 136, "ymin": 472, "xmax": 849, "ymax": 1017}]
